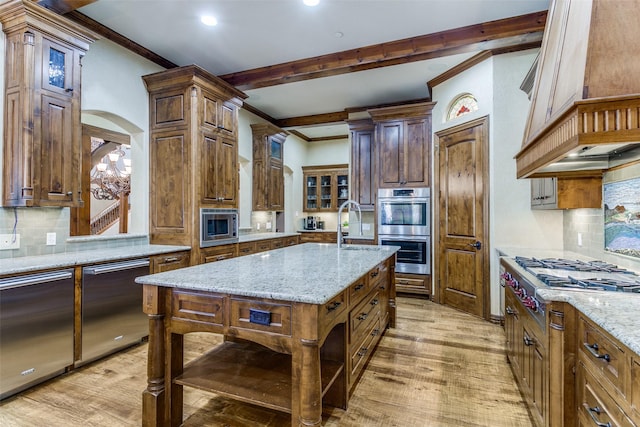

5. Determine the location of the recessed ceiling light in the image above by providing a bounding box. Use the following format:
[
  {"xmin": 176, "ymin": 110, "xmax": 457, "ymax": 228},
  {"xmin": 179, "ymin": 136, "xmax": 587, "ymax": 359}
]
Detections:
[
  {"xmin": 335, "ymin": 31, "xmax": 344, "ymax": 38},
  {"xmin": 201, "ymin": 15, "xmax": 217, "ymax": 26},
  {"xmin": 303, "ymin": 0, "xmax": 320, "ymax": 6}
]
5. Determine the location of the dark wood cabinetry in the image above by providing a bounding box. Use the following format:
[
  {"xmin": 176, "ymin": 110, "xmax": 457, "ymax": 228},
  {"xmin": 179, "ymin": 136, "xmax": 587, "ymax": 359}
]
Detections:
[
  {"xmin": 531, "ymin": 175, "xmax": 602, "ymax": 210},
  {"xmin": 369, "ymin": 102, "xmax": 435, "ymax": 189},
  {"xmin": 251, "ymin": 123, "xmax": 286, "ymax": 211},
  {"xmin": 348, "ymin": 119, "xmax": 376, "ymax": 211},
  {"xmin": 0, "ymin": 0, "xmax": 95, "ymax": 207},
  {"xmin": 143, "ymin": 65, "xmax": 245, "ymax": 263},
  {"xmin": 303, "ymin": 164, "xmax": 348, "ymax": 212}
]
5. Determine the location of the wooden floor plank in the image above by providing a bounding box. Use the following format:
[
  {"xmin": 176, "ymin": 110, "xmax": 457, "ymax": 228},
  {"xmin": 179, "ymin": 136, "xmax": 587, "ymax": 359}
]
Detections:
[{"xmin": 0, "ymin": 297, "xmax": 532, "ymax": 426}]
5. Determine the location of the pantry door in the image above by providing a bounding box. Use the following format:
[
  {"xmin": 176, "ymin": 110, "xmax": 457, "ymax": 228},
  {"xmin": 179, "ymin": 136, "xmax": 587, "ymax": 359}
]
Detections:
[{"xmin": 434, "ymin": 116, "xmax": 489, "ymax": 319}]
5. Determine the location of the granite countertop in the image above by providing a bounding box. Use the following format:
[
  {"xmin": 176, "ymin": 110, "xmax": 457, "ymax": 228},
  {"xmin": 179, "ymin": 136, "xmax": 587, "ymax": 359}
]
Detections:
[
  {"xmin": 136, "ymin": 243, "xmax": 399, "ymax": 305},
  {"xmin": 0, "ymin": 244, "xmax": 190, "ymax": 276},
  {"xmin": 500, "ymin": 256, "xmax": 640, "ymax": 357},
  {"xmin": 238, "ymin": 232, "xmax": 300, "ymax": 243}
]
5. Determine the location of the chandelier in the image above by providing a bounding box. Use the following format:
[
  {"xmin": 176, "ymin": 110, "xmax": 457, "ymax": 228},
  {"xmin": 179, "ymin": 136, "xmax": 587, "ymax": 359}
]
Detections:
[{"xmin": 90, "ymin": 147, "xmax": 131, "ymax": 200}]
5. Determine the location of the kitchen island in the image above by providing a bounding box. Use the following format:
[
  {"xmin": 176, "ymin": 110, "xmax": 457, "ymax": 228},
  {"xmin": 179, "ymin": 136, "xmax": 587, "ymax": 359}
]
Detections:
[{"xmin": 135, "ymin": 243, "xmax": 398, "ymax": 427}]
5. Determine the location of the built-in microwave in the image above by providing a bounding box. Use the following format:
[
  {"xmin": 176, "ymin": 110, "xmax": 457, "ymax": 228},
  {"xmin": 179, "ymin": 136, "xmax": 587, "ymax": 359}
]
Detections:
[{"xmin": 200, "ymin": 208, "xmax": 238, "ymax": 247}]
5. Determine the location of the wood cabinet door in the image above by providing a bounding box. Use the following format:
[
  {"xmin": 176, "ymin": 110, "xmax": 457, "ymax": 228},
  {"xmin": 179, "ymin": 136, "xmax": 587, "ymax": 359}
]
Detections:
[
  {"xmin": 268, "ymin": 159, "xmax": 284, "ymax": 210},
  {"xmin": 404, "ymin": 117, "xmax": 430, "ymax": 187},
  {"xmin": 350, "ymin": 124, "xmax": 375, "ymax": 210},
  {"xmin": 38, "ymin": 93, "xmax": 78, "ymax": 205},
  {"xmin": 252, "ymin": 159, "xmax": 266, "ymax": 210},
  {"xmin": 377, "ymin": 120, "xmax": 403, "ymax": 187},
  {"xmin": 201, "ymin": 133, "xmax": 237, "ymax": 207},
  {"xmin": 149, "ymin": 130, "xmax": 190, "ymax": 244}
]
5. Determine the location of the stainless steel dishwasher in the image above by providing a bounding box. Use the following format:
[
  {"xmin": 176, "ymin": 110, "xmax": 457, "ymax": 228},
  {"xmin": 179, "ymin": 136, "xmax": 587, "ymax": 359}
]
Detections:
[
  {"xmin": 79, "ymin": 258, "xmax": 150, "ymax": 365},
  {"xmin": 0, "ymin": 270, "xmax": 75, "ymax": 399}
]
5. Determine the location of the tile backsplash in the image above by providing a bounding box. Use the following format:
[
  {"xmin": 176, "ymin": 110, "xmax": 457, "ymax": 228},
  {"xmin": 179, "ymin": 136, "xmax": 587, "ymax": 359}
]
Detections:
[{"xmin": 0, "ymin": 207, "xmax": 148, "ymax": 259}]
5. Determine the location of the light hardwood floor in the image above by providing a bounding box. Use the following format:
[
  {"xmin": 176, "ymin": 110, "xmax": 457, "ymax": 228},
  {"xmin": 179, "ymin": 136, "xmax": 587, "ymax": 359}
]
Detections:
[{"xmin": 0, "ymin": 297, "xmax": 533, "ymax": 426}]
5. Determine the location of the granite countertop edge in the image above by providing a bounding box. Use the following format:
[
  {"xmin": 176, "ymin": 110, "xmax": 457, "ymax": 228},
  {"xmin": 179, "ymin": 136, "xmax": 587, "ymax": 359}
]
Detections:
[
  {"xmin": 136, "ymin": 243, "xmax": 399, "ymax": 305},
  {"xmin": 238, "ymin": 232, "xmax": 300, "ymax": 242},
  {"xmin": 0, "ymin": 244, "xmax": 191, "ymax": 276}
]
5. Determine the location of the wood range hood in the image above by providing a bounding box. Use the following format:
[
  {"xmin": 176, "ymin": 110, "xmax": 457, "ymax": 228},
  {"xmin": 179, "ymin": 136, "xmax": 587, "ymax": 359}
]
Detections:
[{"xmin": 516, "ymin": 0, "xmax": 640, "ymax": 179}]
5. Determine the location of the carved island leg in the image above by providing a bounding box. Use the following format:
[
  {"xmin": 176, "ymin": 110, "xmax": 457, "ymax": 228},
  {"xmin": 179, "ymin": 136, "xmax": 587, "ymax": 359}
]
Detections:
[
  {"xmin": 292, "ymin": 304, "xmax": 323, "ymax": 427},
  {"xmin": 142, "ymin": 285, "xmax": 166, "ymax": 427}
]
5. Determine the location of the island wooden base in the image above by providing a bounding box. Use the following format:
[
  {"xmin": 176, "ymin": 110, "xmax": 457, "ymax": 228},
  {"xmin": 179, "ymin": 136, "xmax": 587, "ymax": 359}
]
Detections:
[{"xmin": 174, "ymin": 340, "xmax": 345, "ymax": 414}]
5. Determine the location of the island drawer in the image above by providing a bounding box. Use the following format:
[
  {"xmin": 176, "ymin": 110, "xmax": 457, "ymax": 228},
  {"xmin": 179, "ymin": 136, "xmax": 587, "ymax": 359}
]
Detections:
[
  {"xmin": 230, "ymin": 298, "xmax": 291, "ymax": 336},
  {"xmin": 578, "ymin": 315, "xmax": 626, "ymax": 398},
  {"xmin": 350, "ymin": 316, "xmax": 381, "ymax": 385},
  {"xmin": 320, "ymin": 290, "xmax": 347, "ymax": 329},
  {"xmin": 350, "ymin": 290, "xmax": 380, "ymax": 344},
  {"xmin": 349, "ymin": 277, "xmax": 368, "ymax": 304},
  {"xmin": 368, "ymin": 262, "xmax": 387, "ymax": 291},
  {"xmin": 171, "ymin": 290, "xmax": 224, "ymax": 325}
]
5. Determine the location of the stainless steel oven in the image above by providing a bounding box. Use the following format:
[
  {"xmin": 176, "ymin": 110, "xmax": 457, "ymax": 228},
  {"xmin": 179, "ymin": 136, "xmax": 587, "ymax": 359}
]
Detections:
[
  {"xmin": 379, "ymin": 235, "xmax": 430, "ymax": 274},
  {"xmin": 377, "ymin": 188, "xmax": 430, "ymax": 235},
  {"xmin": 377, "ymin": 188, "xmax": 430, "ymax": 275},
  {"xmin": 200, "ymin": 208, "xmax": 238, "ymax": 247}
]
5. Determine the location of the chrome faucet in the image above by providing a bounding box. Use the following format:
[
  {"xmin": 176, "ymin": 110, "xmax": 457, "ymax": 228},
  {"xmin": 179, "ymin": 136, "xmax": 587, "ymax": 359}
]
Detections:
[{"xmin": 337, "ymin": 199, "xmax": 362, "ymax": 248}]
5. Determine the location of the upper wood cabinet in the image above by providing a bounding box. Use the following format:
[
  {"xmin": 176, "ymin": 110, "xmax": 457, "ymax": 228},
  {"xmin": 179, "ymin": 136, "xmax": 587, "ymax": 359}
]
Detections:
[
  {"xmin": 369, "ymin": 102, "xmax": 435, "ymax": 189},
  {"xmin": 303, "ymin": 164, "xmax": 348, "ymax": 212},
  {"xmin": 0, "ymin": 0, "xmax": 95, "ymax": 207},
  {"xmin": 348, "ymin": 119, "xmax": 376, "ymax": 211},
  {"xmin": 143, "ymin": 65, "xmax": 246, "ymax": 254},
  {"xmin": 251, "ymin": 123, "xmax": 286, "ymax": 212},
  {"xmin": 531, "ymin": 174, "xmax": 602, "ymax": 210}
]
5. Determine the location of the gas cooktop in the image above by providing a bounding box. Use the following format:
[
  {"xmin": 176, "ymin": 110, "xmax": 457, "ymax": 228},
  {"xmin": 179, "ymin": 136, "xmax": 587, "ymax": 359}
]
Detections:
[{"xmin": 514, "ymin": 256, "xmax": 640, "ymax": 293}]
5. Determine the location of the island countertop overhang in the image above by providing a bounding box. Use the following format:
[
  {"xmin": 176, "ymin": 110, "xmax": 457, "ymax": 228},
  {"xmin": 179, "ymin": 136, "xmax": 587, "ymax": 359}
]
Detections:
[{"xmin": 135, "ymin": 243, "xmax": 399, "ymax": 305}]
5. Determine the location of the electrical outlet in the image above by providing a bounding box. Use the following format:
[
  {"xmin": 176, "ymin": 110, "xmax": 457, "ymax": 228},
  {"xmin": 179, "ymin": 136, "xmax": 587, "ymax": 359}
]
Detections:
[
  {"xmin": 46, "ymin": 232, "xmax": 57, "ymax": 246},
  {"xmin": 577, "ymin": 232, "xmax": 583, "ymax": 247},
  {"xmin": 0, "ymin": 233, "xmax": 20, "ymax": 250},
  {"xmin": 256, "ymin": 223, "xmax": 261, "ymax": 230},
  {"xmin": 266, "ymin": 222, "xmax": 272, "ymax": 230},
  {"xmin": 362, "ymin": 223, "xmax": 371, "ymax": 231}
]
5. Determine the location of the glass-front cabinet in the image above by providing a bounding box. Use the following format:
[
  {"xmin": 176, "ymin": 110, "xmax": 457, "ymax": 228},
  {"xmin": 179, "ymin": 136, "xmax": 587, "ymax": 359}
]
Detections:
[{"xmin": 303, "ymin": 164, "xmax": 348, "ymax": 212}]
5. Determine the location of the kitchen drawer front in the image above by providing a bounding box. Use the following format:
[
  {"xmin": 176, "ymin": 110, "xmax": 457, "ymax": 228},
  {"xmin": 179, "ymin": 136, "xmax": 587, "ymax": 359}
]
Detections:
[
  {"xmin": 270, "ymin": 238, "xmax": 285, "ymax": 250},
  {"xmin": 320, "ymin": 290, "xmax": 347, "ymax": 330},
  {"xmin": 368, "ymin": 263, "xmax": 386, "ymax": 291},
  {"xmin": 230, "ymin": 298, "xmax": 292, "ymax": 336},
  {"xmin": 350, "ymin": 316, "xmax": 381, "ymax": 384},
  {"xmin": 151, "ymin": 251, "xmax": 190, "ymax": 273},
  {"xmin": 350, "ymin": 290, "xmax": 380, "ymax": 343},
  {"xmin": 238, "ymin": 241, "xmax": 257, "ymax": 256},
  {"xmin": 284, "ymin": 236, "xmax": 299, "ymax": 246},
  {"xmin": 349, "ymin": 277, "xmax": 369, "ymax": 304},
  {"xmin": 577, "ymin": 359, "xmax": 636, "ymax": 427},
  {"xmin": 171, "ymin": 290, "xmax": 224, "ymax": 325},
  {"xmin": 255, "ymin": 240, "xmax": 272, "ymax": 253},
  {"xmin": 578, "ymin": 315, "xmax": 626, "ymax": 398},
  {"xmin": 200, "ymin": 244, "xmax": 237, "ymax": 264},
  {"xmin": 395, "ymin": 273, "xmax": 430, "ymax": 295}
]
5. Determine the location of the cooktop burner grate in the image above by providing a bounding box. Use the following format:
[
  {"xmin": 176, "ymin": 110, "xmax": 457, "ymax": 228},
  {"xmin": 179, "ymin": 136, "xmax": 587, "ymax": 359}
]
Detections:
[
  {"xmin": 514, "ymin": 256, "xmax": 634, "ymax": 274},
  {"xmin": 535, "ymin": 273, "xmax": 640, "ymax": 292}
]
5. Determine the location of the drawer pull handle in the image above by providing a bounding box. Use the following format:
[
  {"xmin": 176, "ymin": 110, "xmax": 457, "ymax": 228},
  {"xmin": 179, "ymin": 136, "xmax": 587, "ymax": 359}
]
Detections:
[
  {"xmin": 584, "ymin": 343, "xmax": 611, "ymax": 363},
  {"xmin": 370, "ymin": 271, "xmax": 379, "ymax": 278},
  {"xmin": 354, "ymin": 284, "xmax": 364, "ymax": 291},
  {"xmin": 584, "ymin": 405, "xmax": 611, "ymax": 427},
  {"xmin": 370, "ymin": 299, "xmax": 379, "ymax": 306},
  {"xmin": 506, "ymin": 307, "xmax": 515, "ymax": 316},
  {"xmin": 164, "ymin": 257, "xmax": 179, "ymax": 263},
  {"xmin": 357, "ymin": 347, "xmax": 368, "ymax": 357},
  {"xmin": 327, "ymin": 301, "xmax": 342, "ymax": 312},
  {"xmin": 379, "ymin": 285, "xmax": 386, "ymax": 290},
  {"xmin": 357, "ymin": 313, "xmax": 368, "ymax": 321},
  {"xmin": 399, "ymin": 280, "xmax": 409, "ymax": 285},
  {"xmin": 371, "ymin": 328, "xmax": 380, "ymax": 336},
  {"xmin": 523, "ymin": 336, "xmax": 534, "ymax": 346}
]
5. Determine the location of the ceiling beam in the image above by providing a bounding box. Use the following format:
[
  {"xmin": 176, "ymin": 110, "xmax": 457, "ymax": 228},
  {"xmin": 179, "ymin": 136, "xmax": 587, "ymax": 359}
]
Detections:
[
  {"xmin": 220, "ymin": 11, "xmax": 546, "ymax": 90},
  {"xmin": 36, "ymin": 0, "xmax": 97, "ymax": 14}
]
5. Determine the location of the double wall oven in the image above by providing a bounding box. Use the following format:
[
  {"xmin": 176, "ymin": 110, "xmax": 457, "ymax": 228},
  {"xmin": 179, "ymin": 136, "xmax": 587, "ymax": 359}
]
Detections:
[{"xmin": 378, "ymin": 188, "xmax": 430, "ymax": 275}]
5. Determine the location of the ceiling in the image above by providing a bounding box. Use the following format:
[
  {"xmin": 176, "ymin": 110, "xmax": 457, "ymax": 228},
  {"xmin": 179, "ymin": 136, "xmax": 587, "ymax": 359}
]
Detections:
[{"xmin": 50, "ymin": 0, "xmax": 550, "ymax": 140}]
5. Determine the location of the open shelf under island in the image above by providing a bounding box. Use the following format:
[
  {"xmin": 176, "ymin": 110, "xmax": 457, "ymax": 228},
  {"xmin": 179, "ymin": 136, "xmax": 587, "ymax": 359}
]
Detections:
[{"xmin": 135, "ymin": 243, "xmax": 399, "ymax": 427}]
